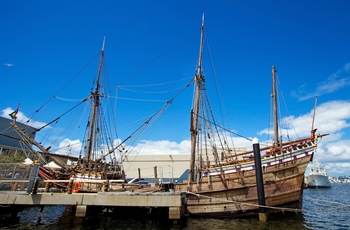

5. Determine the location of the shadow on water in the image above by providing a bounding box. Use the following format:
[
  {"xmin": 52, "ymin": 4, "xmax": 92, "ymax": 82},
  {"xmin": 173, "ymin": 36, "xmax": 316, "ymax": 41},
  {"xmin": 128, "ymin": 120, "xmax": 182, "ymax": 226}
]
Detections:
[
  {"xmin": 1, "ymin": 205, "xmax": 308, "ymax": 230},
  {"xmin": 1, "ymin": 205, "xmax": 183, "ymax": 230},
  {"xmin": 184, "ymin": 212, "xmax": 309, "ymax": 230}
]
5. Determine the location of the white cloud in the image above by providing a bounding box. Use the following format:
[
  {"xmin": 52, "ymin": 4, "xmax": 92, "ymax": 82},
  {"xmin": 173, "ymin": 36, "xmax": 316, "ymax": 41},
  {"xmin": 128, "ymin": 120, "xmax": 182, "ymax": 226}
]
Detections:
[
  {"xmin": 231, "ymin": 136, "xmax": 253, "ymax": 149},
  {"xmin": 123, "ymin": 132, "xmax": 258, "ymax": 156},
  {"xmin": 314, "ymin": 100, "xmax": 350, "ymax": 133},
  {"xmin": 256, "ymin": 100, "xmax": 350, "ymax": 176},
  {"xmin": 292, "ymin": 63, "xmax": 350, "ymax": 101},
  {"xmin": 258, "ymin": 100, "xmax": 350, "ymax": 139},
  {"xmin": 55, "ymin": 138, "xmax": 129, "ymax": 160},
  {"xmin": 326, "ymin": 162, "xmax": 350, "ymax": 177},
  {"xmin": 316, "ymin": 139, "xmax": 350, "ymax": 162},
  {"xmin": 1, "ymin": 107, "xmax": 47, "ymax": 129},
  {"xmin": 129, "ymin": 139, "xmax": 191, "ymax": 155},
  {"xmin": 2, "ymin": 102, "xmax": 350, "ymax": 177},
  {"xmin": 56, "ymin": 138, "xmax": 82, "ymax": 156},
  {"xmin": 257, "ymin": 113, "xmax": 313, "ymax": 140}
]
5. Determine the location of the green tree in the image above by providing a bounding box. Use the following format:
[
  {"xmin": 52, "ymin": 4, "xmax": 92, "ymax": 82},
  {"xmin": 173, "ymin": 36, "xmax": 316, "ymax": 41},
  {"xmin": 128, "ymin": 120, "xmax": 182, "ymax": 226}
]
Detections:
[{"xmin": 0, "ymin": 155, "xmax": 25, "ymax": 163}]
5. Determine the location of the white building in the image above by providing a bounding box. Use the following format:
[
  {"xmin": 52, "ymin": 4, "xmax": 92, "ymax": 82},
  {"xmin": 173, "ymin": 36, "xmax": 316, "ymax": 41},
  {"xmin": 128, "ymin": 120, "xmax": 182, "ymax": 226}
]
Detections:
[{"xmin": 122, "ymin": 146, "xmax": 246, "ymax": 183}]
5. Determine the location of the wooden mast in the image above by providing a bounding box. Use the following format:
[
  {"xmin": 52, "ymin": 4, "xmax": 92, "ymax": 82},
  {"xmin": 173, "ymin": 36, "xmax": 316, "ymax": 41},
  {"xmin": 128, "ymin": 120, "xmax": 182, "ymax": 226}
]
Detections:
[
  {"xmin": 188, "ymin": 14, "xmax": 205, "ymax": 185},
  {"xmin": 10, "ymin": 122, "xmax": 51, "ymax": 164},
  {"xmin": 86, "ymin": 37, "xmax": 105, "ymax": 167},
  {"xmin": 271, "ymin": 66, "xmax": 279, "ymax": 149},
  {"xmin": 311, "ymin": 96, "xmax": 318, "ymax": 139},
  {"xmin": 311, "ymin": 96, "xmax": 318, "ymax": 132}
]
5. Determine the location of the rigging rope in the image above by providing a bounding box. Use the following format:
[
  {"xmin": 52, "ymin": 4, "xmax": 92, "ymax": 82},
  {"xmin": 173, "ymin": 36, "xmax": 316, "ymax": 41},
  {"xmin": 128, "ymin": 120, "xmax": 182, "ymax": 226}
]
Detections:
[
  {"xmin": 186, "ymin": 191, "xmax": 350, "ymax": 214},
  {"xmin": 99, "ymin": 79, "xmax": 194, "ymax": 161},
  {"xmin": 34, "ymin": 97, "xmax": 89, "ymax": 134},
  {"xmin": 117, "ymin": 76, "xmax": 192, "ymax": 88},
  {"xmin": 117, "ymin": 85, "xmax": 187, "ymax": 94},
  {"xmin": 194, "ymin": 112, "xmax": 252, "ymax": 142},
  {"xmin": 54, "ymin": 96, "xmax": 86, "ymax": 102},
  {"xmin": 27, "ymin": 53, "xmax": 100, "ymax": 124},
  {"xmin": 116, "ymin": 29, "xmax": 198, "ymax": 86},
  {"xmin": 277, "ymin": 76, "xmax": 300, "ymax": 141},
  {"xmin": 109, "ymin": 96, "xmax": 168, "ymax": 103}
]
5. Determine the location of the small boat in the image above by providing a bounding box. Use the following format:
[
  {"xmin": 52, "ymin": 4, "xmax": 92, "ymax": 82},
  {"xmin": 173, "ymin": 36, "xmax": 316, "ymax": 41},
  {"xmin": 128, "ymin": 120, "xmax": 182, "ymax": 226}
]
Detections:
[{"xmin": 305, "ymin": 159, "xmax": 331, "ymax": 188}]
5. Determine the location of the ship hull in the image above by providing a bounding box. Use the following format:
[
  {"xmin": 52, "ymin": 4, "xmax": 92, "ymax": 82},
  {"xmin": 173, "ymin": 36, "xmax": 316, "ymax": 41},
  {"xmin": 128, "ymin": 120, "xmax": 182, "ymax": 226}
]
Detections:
[{"xmin": 175, "ymin": 147, "xmax": 313, "ymax": 218}]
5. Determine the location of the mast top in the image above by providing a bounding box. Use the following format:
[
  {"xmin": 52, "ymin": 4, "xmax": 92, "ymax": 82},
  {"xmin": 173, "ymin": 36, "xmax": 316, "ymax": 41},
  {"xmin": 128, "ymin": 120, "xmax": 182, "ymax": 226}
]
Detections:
[
  {"xmin": 311, "ymin": 96, "xmax": 318, "ymax": 133},
  {"xmin": 101, "ymin": 37, "xmax": 106, "ymax": 52},
  {"xmin": 272, "ymin": 65, "xmax": 276, "ymax": 73},
  {"xmin": 196, "ymin": 14, "xmax": 205, "ymax": 82},
  {"xmin": 201, "ymin": 13, "xmax": 205, "ymax": 28}
]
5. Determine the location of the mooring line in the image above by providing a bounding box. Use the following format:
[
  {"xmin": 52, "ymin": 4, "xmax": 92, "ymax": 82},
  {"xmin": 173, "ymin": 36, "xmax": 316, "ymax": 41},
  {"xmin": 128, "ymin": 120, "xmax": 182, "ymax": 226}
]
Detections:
[{"xmin": 185, "ymin": 191, "xmax": 350, "ymax": 213}]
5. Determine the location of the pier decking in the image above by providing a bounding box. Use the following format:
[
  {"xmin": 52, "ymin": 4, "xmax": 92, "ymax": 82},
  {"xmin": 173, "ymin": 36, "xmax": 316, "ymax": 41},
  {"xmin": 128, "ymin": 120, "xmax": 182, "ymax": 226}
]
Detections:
[{"xmin": 0, "ymin": 178, "xmax": 186, "ymax": 222}]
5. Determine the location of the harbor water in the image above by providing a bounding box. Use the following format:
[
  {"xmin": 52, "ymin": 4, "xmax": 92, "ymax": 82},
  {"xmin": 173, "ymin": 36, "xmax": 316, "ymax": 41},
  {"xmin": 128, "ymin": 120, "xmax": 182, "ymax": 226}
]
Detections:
[{"xmin": 1, "ymin": 183, "xmax": 349, "ymax": 230}]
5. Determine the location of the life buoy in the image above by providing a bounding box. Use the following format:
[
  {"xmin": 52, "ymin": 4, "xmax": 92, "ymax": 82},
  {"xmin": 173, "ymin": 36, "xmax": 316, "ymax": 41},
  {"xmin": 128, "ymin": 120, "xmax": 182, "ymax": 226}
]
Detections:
[{"xmin": 72, "ymin": 181, "xmax": 81, "ymax": 193}]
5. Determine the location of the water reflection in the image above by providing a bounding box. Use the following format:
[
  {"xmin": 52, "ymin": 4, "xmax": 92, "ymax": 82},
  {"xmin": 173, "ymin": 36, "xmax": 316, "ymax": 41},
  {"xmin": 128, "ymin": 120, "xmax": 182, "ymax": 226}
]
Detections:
[{"xmin": 3, "ymin": 206, "xmax": 308, "ymax": 230}]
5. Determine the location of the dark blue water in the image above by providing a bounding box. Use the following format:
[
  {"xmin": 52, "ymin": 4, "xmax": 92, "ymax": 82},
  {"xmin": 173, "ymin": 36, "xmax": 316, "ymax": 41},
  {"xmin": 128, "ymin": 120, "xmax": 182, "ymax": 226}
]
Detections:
[{"xmin": 1, "ymin": 183, "xmax": 349, "ymax": 230}]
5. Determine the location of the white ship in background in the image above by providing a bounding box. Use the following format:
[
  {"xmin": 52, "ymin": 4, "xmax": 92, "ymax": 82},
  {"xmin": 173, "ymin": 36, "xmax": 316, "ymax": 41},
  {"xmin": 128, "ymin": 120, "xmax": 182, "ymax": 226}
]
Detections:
[{"xmin": 305, "ymin": 159, "xmax": 331, "ymax": 188}]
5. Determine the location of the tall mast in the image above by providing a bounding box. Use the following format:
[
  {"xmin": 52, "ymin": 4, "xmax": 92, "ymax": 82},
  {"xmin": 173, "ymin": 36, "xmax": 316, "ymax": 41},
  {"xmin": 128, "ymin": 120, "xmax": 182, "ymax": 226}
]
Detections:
[
  {"xmin": 86, "ymin": 37, "xmax": 105, "ymax": 166},
  {"xmin": 188, "ymin": 14, "xmax": 205, "ymax": 185},
  {"xmin": 311, "ymin": 96, "xmax": 318, "ymax": 139},
  {"xmin": 272, "ymin": 66, "xmax": 279, "ymax": 148}
]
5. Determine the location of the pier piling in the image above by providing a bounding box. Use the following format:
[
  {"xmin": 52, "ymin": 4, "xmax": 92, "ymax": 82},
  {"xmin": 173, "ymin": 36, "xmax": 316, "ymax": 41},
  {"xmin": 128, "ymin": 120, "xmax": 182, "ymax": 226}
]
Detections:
[
  {"xmin": 253, "ymin": 137, "xmax": 268, "ymax": 222},
  {"xmin": 0, "ymin": 188, "xmax": 186, "ymax": 221},
  {"xmin": 26, "ymin": 163, "xmax": 40, "ymax": 194}
]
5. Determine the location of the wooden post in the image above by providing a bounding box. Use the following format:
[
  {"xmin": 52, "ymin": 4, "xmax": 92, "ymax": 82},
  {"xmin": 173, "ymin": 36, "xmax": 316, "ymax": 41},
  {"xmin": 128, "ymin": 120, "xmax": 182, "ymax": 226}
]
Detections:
[
  {"xmin": 253, "ymin": 138, "xmax": 268, "ymax": 222},
  {"xmin": 75, "ymin": 205, "xmax": 87, "ymax": 217},
  {"xmin": 138, "ymin": 168, "xmax": 142, "ymax": 188},
  {"xmin": 33, "ymin": 179, "xmax": 40, "ymax": 194},
  {"xmin": 44, "ymin": 182, "xmax": 50, "ymax": 192},
  {"xmin": 12, "ymin": 182, "xmax": 18, "ymax": 191},
  {"xmin": 154, "ymin": 166, "xmax": 158, "ymax": 185},
  {"xmin": 103, "ymin": 180, "xmax": 109, "ymax": 192},
  {"xmin": 138, "ymin": 168, "xmax": 141, "ymax": 179},
  {"xmin": 67, "ymin": 179, "xmax": 73, "ymax": 194}
]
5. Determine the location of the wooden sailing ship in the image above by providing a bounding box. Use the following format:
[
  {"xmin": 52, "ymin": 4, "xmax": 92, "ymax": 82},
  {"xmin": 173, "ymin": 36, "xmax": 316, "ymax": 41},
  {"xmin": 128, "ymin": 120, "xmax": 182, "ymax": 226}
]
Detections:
[
  {"xmin": 10, "ymin": 39, "xmax": 124, "ymax": 191},
  {"xmin": 170, "ymin": 15, "xmax": 327, "ymax": 218},
  {"xmin": 7, "ymin": 15, "xmax": 327, "ymax": 218}
]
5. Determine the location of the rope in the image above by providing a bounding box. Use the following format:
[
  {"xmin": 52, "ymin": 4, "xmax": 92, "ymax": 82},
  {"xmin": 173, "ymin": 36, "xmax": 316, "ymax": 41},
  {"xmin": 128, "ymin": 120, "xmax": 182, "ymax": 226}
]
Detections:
[
  {"xmin": 117, "ymin": 85, "xmax": 186, "ymax": 94},
  {"xmin": 185, "ymin": 191, "xmax": 350, "ymax": 214},
  {"xmin": 34, "ymin": 97, "xmax": 89, "ymax": 133},
  {"xmin": 116, "ymin": 28, "xmax": 198, "ymax": 86},
  {"xmin": 27, "ymin": 52, "xmax": 100, "ymax": 123},
  {"xmin": 54, "ymin": 96, "xmax": 86, "ymax": 102},
  {"xmin": 110, "ymin": 96, "xmax": 168, "ymax": 103},
  {"xmin": 195, "ymin": 113, "xmax": 252, "ymax": 141},
  {"xmin": 117, "ymin": 76, "xmax": 192, "ymax": 88}
]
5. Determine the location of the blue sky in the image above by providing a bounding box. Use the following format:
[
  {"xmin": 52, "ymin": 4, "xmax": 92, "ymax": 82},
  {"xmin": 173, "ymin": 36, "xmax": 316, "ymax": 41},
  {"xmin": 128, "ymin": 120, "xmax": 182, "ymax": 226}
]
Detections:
[{"xmin": 1, "ymin": 1, "xmax": 350, "ymax": 177}]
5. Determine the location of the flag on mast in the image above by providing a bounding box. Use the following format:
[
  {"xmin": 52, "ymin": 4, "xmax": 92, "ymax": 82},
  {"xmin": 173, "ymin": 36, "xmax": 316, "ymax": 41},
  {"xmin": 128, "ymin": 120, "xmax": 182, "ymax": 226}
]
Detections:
[{"xmin": 9, "ymin": 104, "xmax": 20, "ymax": 119}]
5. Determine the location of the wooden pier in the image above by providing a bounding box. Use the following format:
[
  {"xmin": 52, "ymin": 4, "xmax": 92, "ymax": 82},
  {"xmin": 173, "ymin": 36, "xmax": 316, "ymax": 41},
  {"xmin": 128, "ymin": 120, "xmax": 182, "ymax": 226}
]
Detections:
[{"xmin": 0, "ymin": 178, "xmax": 186, "ymax": 223}]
